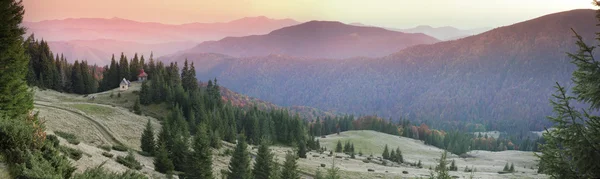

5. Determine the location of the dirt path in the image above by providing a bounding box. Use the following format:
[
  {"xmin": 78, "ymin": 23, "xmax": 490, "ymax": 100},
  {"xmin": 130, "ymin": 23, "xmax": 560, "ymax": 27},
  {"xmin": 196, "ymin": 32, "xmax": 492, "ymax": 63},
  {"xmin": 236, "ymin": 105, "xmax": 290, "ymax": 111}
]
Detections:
[{"xmin": 34, "ymin": 102, "xmax": 128, "ymax": 149}]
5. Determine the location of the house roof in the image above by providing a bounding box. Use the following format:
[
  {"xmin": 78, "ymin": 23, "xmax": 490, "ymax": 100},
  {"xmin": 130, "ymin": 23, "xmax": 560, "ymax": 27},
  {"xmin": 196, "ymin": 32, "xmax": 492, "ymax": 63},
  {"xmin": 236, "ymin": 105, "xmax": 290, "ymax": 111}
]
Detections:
[
  {"xmin": 138, "ymin": 69, "xmax": 148, "ymax": 77},
  {"xmin": 120, "ymin": 78, "xmax": 130, "ymax": 85}
]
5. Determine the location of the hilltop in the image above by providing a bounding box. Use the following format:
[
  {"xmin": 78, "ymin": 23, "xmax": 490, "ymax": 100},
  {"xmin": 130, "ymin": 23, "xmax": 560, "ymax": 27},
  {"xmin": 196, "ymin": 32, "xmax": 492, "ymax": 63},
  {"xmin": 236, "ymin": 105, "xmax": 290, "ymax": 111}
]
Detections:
[{"xmin": 178, "ymin": 20, "xmax": 439, "ymax": 59}]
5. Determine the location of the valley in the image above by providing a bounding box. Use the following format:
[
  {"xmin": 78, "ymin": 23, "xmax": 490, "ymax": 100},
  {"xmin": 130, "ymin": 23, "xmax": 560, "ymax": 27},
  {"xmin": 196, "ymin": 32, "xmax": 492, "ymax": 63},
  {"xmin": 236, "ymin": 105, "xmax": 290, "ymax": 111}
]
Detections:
[
  {"xmin": 32, "ymin": 84, "xmax": 545, "ymax": 178},
  {"xmin": 2, "ymin": 1, "xmax": 599, "ymax": 179}
]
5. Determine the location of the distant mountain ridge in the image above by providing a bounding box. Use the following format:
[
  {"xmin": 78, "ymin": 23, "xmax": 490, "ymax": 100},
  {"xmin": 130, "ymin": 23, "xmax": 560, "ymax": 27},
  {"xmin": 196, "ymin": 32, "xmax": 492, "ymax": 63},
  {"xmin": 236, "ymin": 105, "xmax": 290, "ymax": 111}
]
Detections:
[
  {"xmin": 394, "ymin": 25, "xmax": 492, "ymax": 40},
  {"xmin": 177, "ymin": 20, "xmax": 440, "ymax": 59},
  {"xmin": 162, "ymin": 9, "xmax": 598, "ymax": 131},
  {"xmin": 24, "ymin": 16, "xmax": 300, "ymax": 43},
  {"xmin": 24, "ymin": 16, "xmax": 300, "ymax": 65}
]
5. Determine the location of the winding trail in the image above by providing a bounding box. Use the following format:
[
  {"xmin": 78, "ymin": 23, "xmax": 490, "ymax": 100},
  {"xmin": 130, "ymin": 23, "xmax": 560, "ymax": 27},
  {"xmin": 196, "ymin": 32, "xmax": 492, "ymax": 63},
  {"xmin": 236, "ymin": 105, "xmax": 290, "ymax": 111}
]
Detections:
[{"xmin": 34, "ymin": 102, "xmax": 128, "ymax": 149}]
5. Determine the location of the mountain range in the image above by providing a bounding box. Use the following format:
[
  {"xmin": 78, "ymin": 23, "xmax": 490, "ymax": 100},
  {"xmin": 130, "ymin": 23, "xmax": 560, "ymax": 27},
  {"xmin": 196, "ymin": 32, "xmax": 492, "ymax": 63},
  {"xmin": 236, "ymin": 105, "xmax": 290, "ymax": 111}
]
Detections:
[
  {"xmin": 23, "ymin": 16, "xmax": 300, "ymax": 65},
  {"xmin": 163, "ymin": 9, "xmax": 597, "ymax": 131},
  {"xmin": 178, "ymin": 21, "xmax": 440, "ymax": 59}
]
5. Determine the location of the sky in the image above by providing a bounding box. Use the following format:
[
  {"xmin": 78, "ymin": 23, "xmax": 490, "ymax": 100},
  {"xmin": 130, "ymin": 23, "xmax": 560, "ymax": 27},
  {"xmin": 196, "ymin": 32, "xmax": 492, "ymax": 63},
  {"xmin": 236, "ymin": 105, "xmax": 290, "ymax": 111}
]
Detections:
[{"xmin": 23, "ymin": 0, "xmax": 597, "ymax": 29}]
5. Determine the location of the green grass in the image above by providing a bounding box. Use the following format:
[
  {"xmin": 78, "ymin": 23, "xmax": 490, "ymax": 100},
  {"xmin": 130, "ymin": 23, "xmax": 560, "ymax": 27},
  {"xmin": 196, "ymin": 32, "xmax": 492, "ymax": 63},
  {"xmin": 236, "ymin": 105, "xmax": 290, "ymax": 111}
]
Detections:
[
  {"xmin": 69, "ymin": 104, "xmax": 115, "ymax": 116},
  {"xmin": 54, "ymin": 131, "xmax": 80, "ymax": 145}
]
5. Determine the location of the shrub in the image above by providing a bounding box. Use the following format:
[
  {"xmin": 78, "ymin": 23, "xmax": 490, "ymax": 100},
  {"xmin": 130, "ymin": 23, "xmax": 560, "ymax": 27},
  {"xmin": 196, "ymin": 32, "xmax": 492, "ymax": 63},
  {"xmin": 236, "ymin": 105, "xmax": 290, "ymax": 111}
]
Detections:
[
  {"xmin": 137, "ymin": 151, "xmax": 152, "ymax": 157},
  {"xmin": 102, "ymin": 152, "xmax": 114, "ymax": 158},
  {"xmin": 98, "ymin": 145, "xmax": 111, "ymax": 151},
  {"xmin": 73, "ymin": 164, "xmax": 146, "ymax": 179},
  {"xmin": 54, "ymin": 131, "xmax": 80, "ymax": 145},
  {"xmin": 46, "ymin": 134, "xmax": 60, "ymax": 148},
  {"xmin": 60, "ymin": 146, "xmax": 83, "ymax": 160},
  {"xmin": 112, "ymin": 145, "xmax": 128, "ymax": 152},
  {"xmin": 116, "ymin": 151, "xmax": 142, "ymax": 170}
]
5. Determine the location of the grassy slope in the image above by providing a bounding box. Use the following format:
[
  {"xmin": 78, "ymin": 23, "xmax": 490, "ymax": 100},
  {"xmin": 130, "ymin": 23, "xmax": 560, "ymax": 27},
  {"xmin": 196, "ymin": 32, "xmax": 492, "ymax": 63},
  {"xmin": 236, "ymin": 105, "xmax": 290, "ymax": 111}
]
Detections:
[{"xmin": 315, "ymin": 130, "xmax": 546, "ymax": 179}]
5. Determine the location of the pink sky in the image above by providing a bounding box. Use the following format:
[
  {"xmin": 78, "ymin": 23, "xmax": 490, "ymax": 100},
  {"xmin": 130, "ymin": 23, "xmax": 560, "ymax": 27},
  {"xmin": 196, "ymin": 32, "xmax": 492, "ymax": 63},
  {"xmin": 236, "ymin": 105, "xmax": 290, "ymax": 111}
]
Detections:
[{"xmin": 23, "ymin": 0, "xmax": 596, "ymax": 28}]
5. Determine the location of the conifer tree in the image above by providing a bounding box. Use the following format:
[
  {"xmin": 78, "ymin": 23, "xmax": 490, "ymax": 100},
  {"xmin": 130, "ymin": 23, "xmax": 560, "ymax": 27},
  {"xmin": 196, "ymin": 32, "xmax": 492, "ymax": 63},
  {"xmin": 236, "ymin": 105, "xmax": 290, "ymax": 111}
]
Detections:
[
  {"xmin": 538, "ymin": 6, "xmax": 600, "ymax": 177},
  {"xmin": 298, "ymin": 139, "xmax": 307, "ymax": 158},
  {"xmin": 335, "ymin": 140, "xmax": 342, "ymax": 153},
  {"xmin": 395, "ymin": 147, "xmax": 404, "ymax": 163},
  {"xmin": 509, "ymin": 163, "xmax": 515, "ymax": 173},
  {"xmin": 227, "ymin": 135, "xmax": 251, "ymax": 179},
  {"xmin": 140, "ymin": 119, "xmax": 155, "ymax": 155},
  {"xmin": 0, "ymin": 0, "xmax": 32, "ymax": 118},
  {"xmin": 450, "ymin": 160, "xmax": 457, "ymax": 171},
  {"xmin": 153, "ymin": 143, "xmax": 174, "ymax": 174},
  {"xmin": 382, "ymin": 144, "xmax": 390, "ymax": 160},
  {"xmin": 186, "ymin": 123, "xmax": 213, "ymax": 179},
  {"xmin": 325, "ymin": 158, "xmax": 341, "ymax": 179},
  {"xmin": 253, "ymin": 141, "xmax": 274, "ymax": 179},
  {"xmin": 431, "ymin": 151, "xmax": 451, "ymax": 179},
  {"xmin": 280, "ymin": 151, "xmax": 300, "ymax": 179},
  {"xmin": 503, "ymin": 163, "xmax": 509, "ymax": 172},
  {"xmin": 133, "ymin": 99, "xmax": 142, "ymax": 115}
]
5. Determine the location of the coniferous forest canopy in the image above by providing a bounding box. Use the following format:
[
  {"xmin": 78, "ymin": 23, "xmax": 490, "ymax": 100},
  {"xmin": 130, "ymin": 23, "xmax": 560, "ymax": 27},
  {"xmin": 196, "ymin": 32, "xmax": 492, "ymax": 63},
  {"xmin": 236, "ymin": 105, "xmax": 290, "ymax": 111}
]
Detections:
[{"xmin": 2, "ymin": 0, "xmax": 600, "ymax": 178}]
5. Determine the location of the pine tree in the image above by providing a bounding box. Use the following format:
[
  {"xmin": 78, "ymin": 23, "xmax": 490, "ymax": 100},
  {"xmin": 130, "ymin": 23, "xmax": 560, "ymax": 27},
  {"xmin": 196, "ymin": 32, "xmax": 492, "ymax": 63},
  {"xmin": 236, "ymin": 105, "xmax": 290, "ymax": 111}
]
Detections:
[
  {"xmin": 186, "ymin": 123, "xmax": 213, "ymax": 179},
  {"xmin": 227, "ymin": 135, "xmax": 251, "ymax": 179},
  {"xmin": 537, "ymin": 7, "xmax": 600, "ymax": 177},
  {"xmin": 153, "ymin": 143, "xmax": 174, "ymax": 174},
  {"xmin": 133, "ymin": 99, "xmax": 142, "ymax": 115},
  {"xmin": 390, "ymin": 150, "xmax": 396, "ymax": 162},
  {"xmin": 335, "ymin": 140, "xmax": 342, "ymax": 153},
  {"xmin": 325, "ymin": 158, "xmax": 341, "ymax": 179},
  {"xmin": 431, "ymin": 151, "xmax": 451, "ymax": 179},
  {"xmin": 298, "ymin": 140, "xmax": 307, "ymax": 158},
  {"xmin": 0, "ymin": 0, "xmax": 32, "ymax": 118},
  {"xmin": 253, "ymin": 141, "xmax": 274, "ymax": 179},
  {"xmin": 509, "ymin": 163, "xmax": 515, "ymax": 173},
  {"xmin": 280, "ymin": 152, "xmax": 300, "ymax": 179},
  {"xmin": 382, "ymin": 144, "xmax": 390, "ymax": 160},
  {"xmin": 503, "ymin": 163, "xmax": 509, "ymax": 172},
  {"xmin": 450, "ymin": 160, "xmax": 457, "ymax": 171},
  {"xmin": 395, "ymin": 148, "xmax": 404, "ymax": 163},
  {"xmin": 140, "ymin": 119, "xmax": 155, "ymax": 155}
]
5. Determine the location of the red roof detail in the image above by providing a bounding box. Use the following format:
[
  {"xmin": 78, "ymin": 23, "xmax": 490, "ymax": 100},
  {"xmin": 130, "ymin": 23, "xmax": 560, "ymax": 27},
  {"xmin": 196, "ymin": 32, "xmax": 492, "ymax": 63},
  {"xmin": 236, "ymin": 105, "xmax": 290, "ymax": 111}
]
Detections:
[{"xmin": 138, "ymin": 69, "xmax": 148, "ymax": 77}]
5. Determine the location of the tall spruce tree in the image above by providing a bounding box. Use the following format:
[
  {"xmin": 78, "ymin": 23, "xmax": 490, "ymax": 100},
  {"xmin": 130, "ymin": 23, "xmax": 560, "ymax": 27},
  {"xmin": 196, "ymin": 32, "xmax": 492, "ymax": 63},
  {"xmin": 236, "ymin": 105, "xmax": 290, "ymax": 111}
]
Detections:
[
  {"xmin": 335, "ymin": 140, "xmax": 342, "ymax": 153},
  {"xmin": 280, "ymin": 152, "xmax": 300, "ymax": 179},
  {"xmin": 253, "ymin": 141, "xmax": 274, "ymax": 179},
  {"xmin": 140, "ymin": 119, "xmax": 155, "ymax": 155},
  {"xmin": 227, "ymin": 135, "xmax": 251, "ymax": 179},
  {"xmin": 186, "ymin": 123, "xmax": 213, "ymax": 179},
  {"xmin": 0, "ymin": 0, "xmax": 32, "ymax": 118},
  {"xmin": 153, "ymin": 143, "xmax": 174, "ymax": 174},
  {"xmin": 538, "ymin": 4, "xmax": 600, "ymax": 178}
]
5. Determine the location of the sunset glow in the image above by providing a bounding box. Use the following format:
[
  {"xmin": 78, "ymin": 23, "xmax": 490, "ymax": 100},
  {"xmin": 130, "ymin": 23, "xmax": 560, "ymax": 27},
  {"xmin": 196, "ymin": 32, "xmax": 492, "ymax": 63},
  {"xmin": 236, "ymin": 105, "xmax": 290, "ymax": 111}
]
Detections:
[{"xmin": 23, "ymin": 0, "xmax": 595, "ymax": 28}]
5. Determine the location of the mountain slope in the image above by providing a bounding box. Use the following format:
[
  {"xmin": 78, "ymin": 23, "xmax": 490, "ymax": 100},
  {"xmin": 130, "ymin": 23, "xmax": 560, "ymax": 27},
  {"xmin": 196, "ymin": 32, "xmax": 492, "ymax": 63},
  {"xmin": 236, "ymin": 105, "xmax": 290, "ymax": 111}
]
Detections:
[
  {"xmin": 169, "ymin": 9, "xmax": 597, "ymax": 131},
  {"xmin": 179, "ymin": 21, "xmax": 440, "ymax": 59},
  {"xmin": 24, "ymin": 16, "xmax": 300, "ymax": 44}
]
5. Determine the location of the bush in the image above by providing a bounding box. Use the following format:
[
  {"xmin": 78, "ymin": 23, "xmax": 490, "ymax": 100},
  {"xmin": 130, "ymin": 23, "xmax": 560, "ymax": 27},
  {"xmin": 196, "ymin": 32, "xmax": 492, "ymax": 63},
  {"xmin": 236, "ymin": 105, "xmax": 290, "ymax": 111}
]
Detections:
[
  {"xmin": 73, "ymin": 164, "xmax": 147, "ymax": 179},
  {"xmin": 116, "ymin": 151, "xmax": 142, "ymax": 170},
  {"xmin": 98, "ymin": 145, "xmax": 111, "ymax": 151},
  {"xmin": 112, "ymin": 145, "xmax": 128, "ymax": 152},
  {"xmin": 60, "ymin": 146, "xmax": 83, "ymax": 160},
  {"xmin": 102, "ymin": 152, "xmax": 114, "ymax": 158},
  {"xmin": 54, "ymin": 131, "xmax": 80, "ymax": 145},
  {"xmin": 46, "ymin": 134, "xmax": 60, "ymax": 148},
  {"xmin": 137, "ymin": 151, "xmax": 152, "ymax": 157}
]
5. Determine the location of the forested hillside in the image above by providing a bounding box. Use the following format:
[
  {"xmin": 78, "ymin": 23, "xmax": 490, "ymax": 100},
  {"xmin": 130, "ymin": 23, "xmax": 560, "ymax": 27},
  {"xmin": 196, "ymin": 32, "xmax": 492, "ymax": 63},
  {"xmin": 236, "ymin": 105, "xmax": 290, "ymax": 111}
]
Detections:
[{"xmin": 166, "ymin": 9, "xmax": 598, "ymax": 132}]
